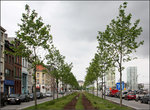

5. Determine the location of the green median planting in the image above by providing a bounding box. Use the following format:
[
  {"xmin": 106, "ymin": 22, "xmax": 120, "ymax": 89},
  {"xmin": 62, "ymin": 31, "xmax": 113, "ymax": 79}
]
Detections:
[
  {"xmin": 75, "ymin": 93, "xmax": 84, "ymax": 110},
  {"xmin": 23, "ymin": 92, "xmax": 78, "ymax": 110}
]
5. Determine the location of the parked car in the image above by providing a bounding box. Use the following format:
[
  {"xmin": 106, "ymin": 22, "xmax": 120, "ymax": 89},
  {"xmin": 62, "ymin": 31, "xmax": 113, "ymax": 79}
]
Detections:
[
  {"xmin": 124, "ymin": 92, "xmax": 136, "ymax": 100},
  {"xmin": 36, "ymin": 92, "xmax": 43, "ymax": 99},
  {"xmin": 109, "ymin": 89, "xmax": 119, "ymax": 97},
  {"xmin": 46, "ymin": 92, "xmax": 52, "ymax": 97},
  {"xmin": 122, "ymin": 91, "xmax": 128, "ymax": 99},
  {"xmin": 0, "ymin": 92, "xmax": 8, "ymax": 106},
  {"xmin": 140, "ymin": 94, "xmax": 150, "ymax": 104},
  {"xmin": 7, "ymin": 94, "xmax": 21, "ymax": 105},
  {"xmin": 115, "ymin": 91, "xmax": 120, "ymax": 98},
  {"xmin": 29, "ymin": 93, "xmax": 34, "ymax": 101},
  {"xmin": 42, "ymin": 93, "xmax": 47, "ymax": 98},
  {"xmin": 135, "ymin": 94, "xmax": 145, "ymax": 102},
  {"xmin": 19, "ymin": 94, "xmax": 30, "ymax": 102}
]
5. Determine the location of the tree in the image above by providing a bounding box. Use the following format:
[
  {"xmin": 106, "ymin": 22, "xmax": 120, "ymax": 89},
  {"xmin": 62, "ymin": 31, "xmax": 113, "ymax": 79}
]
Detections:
[
  {"xmin": 101, "ymin": 2, "xmax": 144, "ymax": 106},
  {"xmin": 7, "ymin": 4, "xmax": 52, "ymax": 107}
]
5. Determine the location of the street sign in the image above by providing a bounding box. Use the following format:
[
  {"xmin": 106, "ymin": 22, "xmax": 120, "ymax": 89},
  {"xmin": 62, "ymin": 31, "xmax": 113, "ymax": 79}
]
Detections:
[{"xmin": 116, "ymin": 82, "xmax": 124, "ymax": 90}]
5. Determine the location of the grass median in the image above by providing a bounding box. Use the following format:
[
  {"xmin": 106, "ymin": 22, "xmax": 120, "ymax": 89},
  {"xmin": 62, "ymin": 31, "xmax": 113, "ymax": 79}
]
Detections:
[
  {"xmin": 84, "ymin": 92, "xmax": 134, "ymax": 110},
  {"xmin": 23, "ymin": 92, "xmax": 78, "ymax": 110},
  {"xmin": 75, "ymin": 93, "xmax": 84, "ymax": 110}
]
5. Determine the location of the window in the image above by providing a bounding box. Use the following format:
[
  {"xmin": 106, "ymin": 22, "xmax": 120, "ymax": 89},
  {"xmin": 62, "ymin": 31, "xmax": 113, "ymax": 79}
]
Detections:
[
  {"xmin": 9, "ymin": 56, "xmax": 11, "ymax": 64},
  {"xmin": 42, "ymin": 73, "xmax": 44, "ymax": 78},
  {"xmin": 37, "ymin": 79, "xmax": 39, "ymax": 84},
  {"xmin": 42, "ymin": 79, "xmax": 44, "ymax": 84},
  {"xmin": 22, "ymin": 58, "xmax": 24, "ymax": 67},
  {"xmin": 0, "ymin": 45, "xmax": 3, "ymax": 57},
  {"xmin": 37, "ymin": 73, "xmax": 39, "ymax": 78},
  {"xmin": 12, "ymin": 57, "xmax": 14, "ymax": 64},
  {"xmin": 5, "ymin": 69, "xmax": 10, "ymax": 76},
  {"xmin": 5, "ymin": 54, "xmax": 8, "ymax": 62}
]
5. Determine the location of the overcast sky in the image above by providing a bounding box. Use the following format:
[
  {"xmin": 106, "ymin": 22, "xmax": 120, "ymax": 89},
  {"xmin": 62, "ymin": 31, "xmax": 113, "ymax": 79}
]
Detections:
[{"xmin": 1, "ymin": 1, "xmax": 149, "ymax": 84}]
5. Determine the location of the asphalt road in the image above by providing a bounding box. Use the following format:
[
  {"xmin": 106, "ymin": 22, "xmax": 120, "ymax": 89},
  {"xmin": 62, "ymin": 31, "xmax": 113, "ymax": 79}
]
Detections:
[
  {"xmin": 91, "ymin": 91, "xmax": 150, "ymax": 110},
  {"xmin": 0, "ymin": 93, "xmax": 68, "ymax": 110}
]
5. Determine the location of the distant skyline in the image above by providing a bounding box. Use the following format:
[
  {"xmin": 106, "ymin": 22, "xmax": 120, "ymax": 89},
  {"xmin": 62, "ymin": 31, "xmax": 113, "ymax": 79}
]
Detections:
[{"xmin": 1, "ymin": 1, "xmax": 149, "ymax": 84}]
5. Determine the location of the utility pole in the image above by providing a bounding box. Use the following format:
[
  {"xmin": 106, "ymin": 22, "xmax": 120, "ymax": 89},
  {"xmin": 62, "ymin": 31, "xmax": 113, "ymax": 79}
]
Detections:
[{"xmin": 0, "ymin": 29, "xmax": 2, "ymax": 108}]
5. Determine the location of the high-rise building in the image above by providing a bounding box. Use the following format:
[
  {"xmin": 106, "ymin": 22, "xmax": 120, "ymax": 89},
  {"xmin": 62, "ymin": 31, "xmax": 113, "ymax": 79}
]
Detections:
[
  {"xmin": 105, "ymin": 67, "xmax": 116, "ymax": 89},
  {"xmin": 0, "ymin": 26, "xmax": 6, "ymax": 92},
  {"xmin": 127, "ymin": 66, "xmax": 138, "ymax": 90}
]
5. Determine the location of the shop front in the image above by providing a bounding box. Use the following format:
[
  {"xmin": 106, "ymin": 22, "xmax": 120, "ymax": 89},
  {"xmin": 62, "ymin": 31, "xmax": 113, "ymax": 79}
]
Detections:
[{"xmin": 4, "ymin": 80, "xmax": 14, "ymax": 95}]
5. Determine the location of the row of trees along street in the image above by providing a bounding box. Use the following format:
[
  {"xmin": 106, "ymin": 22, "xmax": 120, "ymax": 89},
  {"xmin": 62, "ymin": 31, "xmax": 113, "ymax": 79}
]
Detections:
[
  {"xmin": 83, "ymin": 2, "xmax": 144, "ymax": 106},
  {"xmin": 5, "ymin": 4, "xmax": 79, "ymax": 108}
]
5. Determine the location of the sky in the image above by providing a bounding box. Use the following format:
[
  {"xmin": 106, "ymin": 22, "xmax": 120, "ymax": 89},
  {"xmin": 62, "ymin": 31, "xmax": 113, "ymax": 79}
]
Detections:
[{"xmin": 1, "ymin": 1, "xmax": 149, "ymax": 84}]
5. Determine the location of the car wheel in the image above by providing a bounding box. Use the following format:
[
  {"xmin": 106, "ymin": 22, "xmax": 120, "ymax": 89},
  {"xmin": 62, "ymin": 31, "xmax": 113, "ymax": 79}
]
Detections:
[{"xmin": 140, "ymin": 100, "xmax": 143, "ymax": 103}]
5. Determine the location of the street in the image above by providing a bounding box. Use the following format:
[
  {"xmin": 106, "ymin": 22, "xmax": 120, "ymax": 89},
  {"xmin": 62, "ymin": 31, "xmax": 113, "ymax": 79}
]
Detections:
[{"xmin": 91, "ymin": 91, "xmax": 150, "ymax": 110}]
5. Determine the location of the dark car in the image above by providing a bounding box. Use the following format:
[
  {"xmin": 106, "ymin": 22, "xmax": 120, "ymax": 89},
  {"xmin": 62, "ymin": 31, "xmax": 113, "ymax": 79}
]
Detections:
[
  {"xmin": 140, "ymin": 94, "xmax": 150, "ymax": 104},
  {"xmin": 7, "ymin": 94, "xmax": 21, "ymax": 105},
  {"xmin": 0, "ymin": 92, "xmax": 8, "ymax": 106},
  {"xmin": 29, "ymin": 93, "xmax": 34, "ymax": 101},
  {"xmin": 19, "ymin": 94, "xmax": 30, "ymax": 102},
  {"xmin": 135, "ymin": 94, "xmax": 145, "ymax": 102},
  {"xmin": 36, "ymin": 92, "xmax": 43, "ymax": 99},
  {"xmin": 124, "ymin": 92, "xmax": 136, "ymax": 100}
]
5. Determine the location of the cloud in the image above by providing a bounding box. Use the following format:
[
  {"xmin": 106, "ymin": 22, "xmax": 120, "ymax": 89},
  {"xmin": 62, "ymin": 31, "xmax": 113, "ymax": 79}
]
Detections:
[{"xmin": 1, "ymin": 1, "xmax": 149, "ymax": 82}]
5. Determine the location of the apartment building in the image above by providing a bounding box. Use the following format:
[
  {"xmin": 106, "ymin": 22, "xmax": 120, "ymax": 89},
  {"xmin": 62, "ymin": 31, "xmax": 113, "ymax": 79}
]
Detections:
[
  {"xmin": 36, "ymin": 65, "xmax": 53, "ymax": 93},
  {"xmin": 22, "ymin": 57, "xmax": 28, "ymax": 94},
  {"xmin": 0, "ymin": 26, "xmax": 6, "ymax": 92}
]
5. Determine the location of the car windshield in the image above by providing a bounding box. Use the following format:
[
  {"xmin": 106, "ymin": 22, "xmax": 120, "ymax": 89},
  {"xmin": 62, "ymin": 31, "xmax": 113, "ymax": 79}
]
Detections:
[
  {"xmin": 9, "ymin": 94, "xmax": 19, "ymax": 98},
  {"xmin": 20, "ymin": 94, "xmax": 25, "ymax": 97},
  {"xmin": 129, "ymin": 93, "xmax": 135, "ymax": 95}
]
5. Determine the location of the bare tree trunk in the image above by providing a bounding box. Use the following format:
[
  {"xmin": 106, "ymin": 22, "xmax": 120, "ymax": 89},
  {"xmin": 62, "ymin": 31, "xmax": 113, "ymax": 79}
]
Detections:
[
  {"xmin": 104, "ymin": 74, "xmax": 106, "ymax": 99},
  {"xmin": 56, "ymin": 80, "xmax": 58, "ymax": 99},
  {"xmin": 33, "ymin": 66, "xmax": 37, "ymax": 107},
  {"xmin": 119, "ymin": 35, "xmax": 123, "ymax": 106},
  {"xmin": 33, "ymin": 48, "xmax": 37, "ymax": 107},
  {"xmin": 102, "ymin": 73, "xmax": 103, "ymax": 99},
  {"xmin": 97, "ymin": 80, "xmax": 98, "ymax": 96}
]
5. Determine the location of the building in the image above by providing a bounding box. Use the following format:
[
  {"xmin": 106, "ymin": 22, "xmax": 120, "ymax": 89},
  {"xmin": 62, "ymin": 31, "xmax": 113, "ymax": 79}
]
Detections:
[
  {"xmin": 78, "ymin": 80, "xmax": 84, "ymax": 87},
  {"xmin": 0, "ymin": 26, "xmax": 6, "ymax": 92},
  {"xmin": 105, "ymin": 67, "xmax": 116, "ymax": 89},
  {"xmin": 28, "ymin": 62, "xmax": 33, "ymax": 93},
  {"xmin": 127, "ymin": 66, "xmax": 138, "ymax": 90},
  {"xmin": 36, "ymin": 65, "xmax": 53, "ymax": 93},
  {"xmin": 22, "ymin": 57, "xmax": 28, "ymax": 94},
  {"xmin": 4, "ymin": 37, "xmax": 15, "ymax": 94},
  {"xmin": 5, "ymin": 37, "xmax": 22, "ymax": 94}
]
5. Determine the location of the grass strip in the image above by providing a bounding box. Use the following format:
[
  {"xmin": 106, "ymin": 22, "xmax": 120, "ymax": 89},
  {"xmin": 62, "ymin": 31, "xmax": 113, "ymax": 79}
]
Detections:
[
  {"xmin": 75, "ymin": 93, "xmax": 84, "ymax": 110},
  {"xmin": 84, "ymin": 92, "xmax": 133, "ymax": 110},
  {"xmin": 23, "ymin": 92, "xmax": 78, "ymax": 110}
]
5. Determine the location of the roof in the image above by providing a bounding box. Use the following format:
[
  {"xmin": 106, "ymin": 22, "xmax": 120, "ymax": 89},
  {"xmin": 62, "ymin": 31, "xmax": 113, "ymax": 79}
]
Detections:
[{"xmin": 36, "ymin": 65, "xmax": 46, "ymax": 71}]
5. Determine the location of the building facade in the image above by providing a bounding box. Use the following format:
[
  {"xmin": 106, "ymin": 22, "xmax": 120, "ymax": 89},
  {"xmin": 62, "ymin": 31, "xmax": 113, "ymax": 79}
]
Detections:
[
  {"xmin": 22, "ymin": 57, "xmax": 28, "ymax": 94},
  {"xmin": 36, "ymin": 65, "xmax": 53, "ymax": 93},
  {"xmin": 0, "ymin": 26, "xmax": 6, "ymax": 92},
  {"xmin": 4, "ymin": 39, "xmax": 15, "ymax": 94},
  {"xmin": 6, "ymin": 37, "xmax": 22, "ymax": 94},
  {"xmin": 127, "ymin": 66, "xmax": 138, "ymax": 90},
  {"xmin": 28, "ymin": 62, "xmax": 33, "ymax": 93},
  {"xmin": 105, "ymin": 67, "xmax": 116, "ymax": 89}
]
